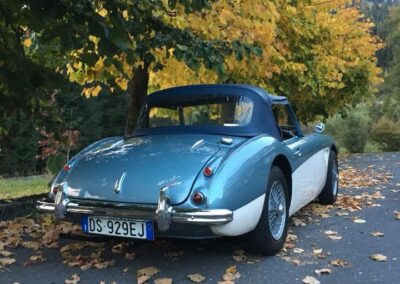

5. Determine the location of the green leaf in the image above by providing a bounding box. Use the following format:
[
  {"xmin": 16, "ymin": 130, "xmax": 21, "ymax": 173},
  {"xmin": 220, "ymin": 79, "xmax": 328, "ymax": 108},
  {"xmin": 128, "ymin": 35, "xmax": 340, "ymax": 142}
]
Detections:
[{"xmin": 252, "ymin": 47, "xmax": 263, "ymax": 57}]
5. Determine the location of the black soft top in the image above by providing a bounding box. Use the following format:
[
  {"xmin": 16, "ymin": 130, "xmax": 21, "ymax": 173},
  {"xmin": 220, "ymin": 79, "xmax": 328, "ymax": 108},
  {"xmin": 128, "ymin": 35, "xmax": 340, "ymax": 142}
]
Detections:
[{"xmin": 134, "ymin": 84, "xmax": 285, "ymax": 139}]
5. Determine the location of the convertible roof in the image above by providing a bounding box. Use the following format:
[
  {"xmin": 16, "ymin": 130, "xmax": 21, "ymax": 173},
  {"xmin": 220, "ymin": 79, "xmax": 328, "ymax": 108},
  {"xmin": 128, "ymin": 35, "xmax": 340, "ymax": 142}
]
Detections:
[
  {"xmin": 147, "ymin": 84, "xmax": 288, "ymax": 106},
  {"xmin": 136, "ymin": 84, "xmax": 286, "ymax": 139}
]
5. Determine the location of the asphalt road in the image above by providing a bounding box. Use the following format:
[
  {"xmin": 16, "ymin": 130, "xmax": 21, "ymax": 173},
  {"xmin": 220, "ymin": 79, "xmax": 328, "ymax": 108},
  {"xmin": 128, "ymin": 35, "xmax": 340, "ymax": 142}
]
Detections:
[{"xmin": 1, "ymin": 152, "xmax": 399, "ymax": 284}]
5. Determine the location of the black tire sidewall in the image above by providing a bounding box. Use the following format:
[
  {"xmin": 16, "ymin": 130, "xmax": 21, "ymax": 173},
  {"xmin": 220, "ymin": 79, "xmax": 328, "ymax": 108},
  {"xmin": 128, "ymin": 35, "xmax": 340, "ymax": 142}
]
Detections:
[
  {"xmin": 248, "ymin": 166, "xmax": 289, "ymax": 255},
  {"xmin": 318, "ymin": 150, "xmax": 338, "ymax": 204}
]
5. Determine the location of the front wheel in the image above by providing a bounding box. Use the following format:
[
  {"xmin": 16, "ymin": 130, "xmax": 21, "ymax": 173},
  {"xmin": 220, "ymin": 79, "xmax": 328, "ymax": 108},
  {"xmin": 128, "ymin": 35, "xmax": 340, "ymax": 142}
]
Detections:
[
  {"xmin": 248, "ymin": 166, "xmax": 289, "ymax": 255},
  {"xmin": 318, "ymin": 150, "xmax": 339, "ymax": 205}
]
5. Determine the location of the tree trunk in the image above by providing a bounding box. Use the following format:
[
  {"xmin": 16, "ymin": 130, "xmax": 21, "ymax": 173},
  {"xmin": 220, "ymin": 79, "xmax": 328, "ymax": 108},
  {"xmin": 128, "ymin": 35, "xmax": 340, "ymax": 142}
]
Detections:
[{"xmin": 125, "ymin": 62, "xmax": 150, "ymax": 136}]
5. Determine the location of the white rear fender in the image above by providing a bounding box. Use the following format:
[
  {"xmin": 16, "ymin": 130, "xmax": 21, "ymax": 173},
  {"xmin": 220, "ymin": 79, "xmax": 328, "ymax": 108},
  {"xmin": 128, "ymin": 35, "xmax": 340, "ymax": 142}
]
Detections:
[{"xmin": 211, "ymin": 194, "xmax": 265, "ymax": 236}]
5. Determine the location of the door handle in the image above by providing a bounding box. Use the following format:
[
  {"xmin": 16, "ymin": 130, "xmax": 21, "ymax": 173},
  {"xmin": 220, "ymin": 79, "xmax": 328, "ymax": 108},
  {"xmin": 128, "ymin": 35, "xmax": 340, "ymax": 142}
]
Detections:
[{"xmin": 294, "ymin": 148, "xmax": 302, "ymax": 157}]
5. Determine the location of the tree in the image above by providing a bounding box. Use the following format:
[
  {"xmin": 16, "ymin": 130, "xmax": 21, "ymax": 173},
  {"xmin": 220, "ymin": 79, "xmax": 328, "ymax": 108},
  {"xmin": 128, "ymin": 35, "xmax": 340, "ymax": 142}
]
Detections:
[
  {"xmin": 150, "ymin": 0, "xmax": 383, "ymax": 122},
  {"xmin": 380, "ymin": 5, "xmax": 400, "ymax": 121},
  {"xmin": 61, "ymin": 0, "xmax": 260, "ymax": 134},
  {"xmin": 0, "ymin": 0, "xmax": 384, "ymax": 174},
  {"xmin": 0, "ymin": 0, "xmax": 258, "ymax": 175}
]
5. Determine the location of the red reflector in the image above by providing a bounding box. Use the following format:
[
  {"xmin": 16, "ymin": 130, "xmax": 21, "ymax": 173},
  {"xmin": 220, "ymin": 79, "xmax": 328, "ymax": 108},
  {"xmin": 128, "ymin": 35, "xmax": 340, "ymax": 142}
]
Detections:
[
  {"xmin": 203, "ymin": 167, "xmax": 213, "ymax": 177},
  {"xmin": 52, "ymin": 186, "xmax": 59, "ymax": 194},
  {"xmin": 192, "ymin": 192, "xmax": 205, "ymax": 204},
  {"xmin": 63, "ymin": 164, "xmax": 71, "ymax": 171}
]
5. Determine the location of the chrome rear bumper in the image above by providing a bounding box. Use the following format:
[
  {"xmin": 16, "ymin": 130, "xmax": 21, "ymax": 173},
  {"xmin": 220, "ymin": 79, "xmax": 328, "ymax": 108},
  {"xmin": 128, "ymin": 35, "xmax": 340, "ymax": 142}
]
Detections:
[{"xmin": 36, "ymin": 189, "xmax": 233, "ymax": 232}]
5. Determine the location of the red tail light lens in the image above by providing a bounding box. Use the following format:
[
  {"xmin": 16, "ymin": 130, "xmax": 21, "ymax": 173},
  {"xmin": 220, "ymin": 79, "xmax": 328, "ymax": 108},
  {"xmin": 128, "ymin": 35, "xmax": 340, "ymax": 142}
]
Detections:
[
  {"xmin": 63, "ymin": 164, "xmax": 71, "ymax": 171},
  {"xmin": 203, "ymin": 166, "xmax": 213, "ymax": 177},
  {"xmin": 192, "ymin": 192, "xmax": 205, "ymax": 204},
  {"xmin": 52, "ymin": 185, "xmax": 59, "ymax": 194}
]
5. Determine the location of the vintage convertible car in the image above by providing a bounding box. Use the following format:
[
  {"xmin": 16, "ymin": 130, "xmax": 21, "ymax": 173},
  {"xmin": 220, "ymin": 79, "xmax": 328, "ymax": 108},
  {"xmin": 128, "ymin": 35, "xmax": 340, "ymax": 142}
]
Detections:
[{"xmin": 37, "ymin": 84, "xmax": 338, "ymax": 255}]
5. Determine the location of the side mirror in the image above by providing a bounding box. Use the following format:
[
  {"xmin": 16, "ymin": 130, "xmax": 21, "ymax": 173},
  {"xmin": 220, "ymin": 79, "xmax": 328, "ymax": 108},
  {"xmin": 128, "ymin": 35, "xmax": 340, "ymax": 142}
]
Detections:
[{"xmin": 314, "ymin": 122, "xmax": 325, "ymax": 134}]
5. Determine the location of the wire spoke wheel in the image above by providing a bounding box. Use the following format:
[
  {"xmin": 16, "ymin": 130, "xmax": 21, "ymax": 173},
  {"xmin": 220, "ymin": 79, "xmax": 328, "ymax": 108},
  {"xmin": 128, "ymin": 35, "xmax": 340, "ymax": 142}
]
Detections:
[{"xmin": 268, "ymin": 180, "xmax": 287, "ymax": 240}]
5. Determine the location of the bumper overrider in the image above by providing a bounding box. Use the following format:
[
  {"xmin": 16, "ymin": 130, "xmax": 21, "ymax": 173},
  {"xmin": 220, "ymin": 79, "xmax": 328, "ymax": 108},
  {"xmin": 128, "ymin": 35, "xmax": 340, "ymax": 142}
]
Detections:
[{"xmin": 36, "ymin": 186, "xmax": 233, "ymax": 232}]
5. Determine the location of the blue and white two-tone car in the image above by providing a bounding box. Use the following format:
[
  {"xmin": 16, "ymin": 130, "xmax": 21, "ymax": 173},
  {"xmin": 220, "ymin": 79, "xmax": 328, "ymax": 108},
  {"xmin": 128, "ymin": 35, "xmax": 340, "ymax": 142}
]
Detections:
[{"xmin": 38, "ymin": 84, "xmax": 339, "ymax": 255}]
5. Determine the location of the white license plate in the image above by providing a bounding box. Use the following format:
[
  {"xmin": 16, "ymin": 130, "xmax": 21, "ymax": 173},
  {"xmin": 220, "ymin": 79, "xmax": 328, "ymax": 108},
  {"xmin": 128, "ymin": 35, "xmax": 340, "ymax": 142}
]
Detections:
[{"xmin": 81, "ymin": 216, "xmax": 154, "ymax": 240}]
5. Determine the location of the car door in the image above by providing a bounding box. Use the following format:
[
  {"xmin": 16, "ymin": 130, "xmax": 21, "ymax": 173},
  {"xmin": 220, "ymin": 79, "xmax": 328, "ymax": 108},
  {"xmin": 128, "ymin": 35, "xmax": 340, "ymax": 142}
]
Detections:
[{"xmin": 272, "ymin": 103, "xmax": 328, "ymax": 215}]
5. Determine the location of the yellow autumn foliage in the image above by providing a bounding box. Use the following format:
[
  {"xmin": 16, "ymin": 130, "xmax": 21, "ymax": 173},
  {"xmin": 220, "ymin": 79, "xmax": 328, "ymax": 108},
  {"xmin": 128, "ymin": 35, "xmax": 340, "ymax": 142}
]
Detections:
[{"xmin": 66, "ymin": 0, "xmax": 382, "ymax": 120}]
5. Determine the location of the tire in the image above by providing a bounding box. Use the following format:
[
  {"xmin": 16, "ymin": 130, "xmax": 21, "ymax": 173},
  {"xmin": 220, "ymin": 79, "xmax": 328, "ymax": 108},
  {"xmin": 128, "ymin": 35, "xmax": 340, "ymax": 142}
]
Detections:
[
  {"xmin": 318, "ymin": 150, "xmax": 339, "ymax": 205},
  {"xmin": 248, "ymin": 166, "xmax": 289, "ymax": 255}
]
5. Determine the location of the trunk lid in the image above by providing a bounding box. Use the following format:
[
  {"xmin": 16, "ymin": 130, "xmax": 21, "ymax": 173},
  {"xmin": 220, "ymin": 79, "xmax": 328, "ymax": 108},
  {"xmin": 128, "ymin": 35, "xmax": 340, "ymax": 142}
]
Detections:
[{"xmin": 63, "ymin": 134, "xmax": 222, "ymax": 205}]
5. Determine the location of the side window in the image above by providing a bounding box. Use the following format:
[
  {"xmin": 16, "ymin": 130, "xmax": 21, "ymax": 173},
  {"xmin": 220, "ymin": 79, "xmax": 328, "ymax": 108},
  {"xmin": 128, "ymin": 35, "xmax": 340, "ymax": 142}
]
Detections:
[{"xmin": 272, "ymin": 104, "xmax": 299, "ymax": 140}]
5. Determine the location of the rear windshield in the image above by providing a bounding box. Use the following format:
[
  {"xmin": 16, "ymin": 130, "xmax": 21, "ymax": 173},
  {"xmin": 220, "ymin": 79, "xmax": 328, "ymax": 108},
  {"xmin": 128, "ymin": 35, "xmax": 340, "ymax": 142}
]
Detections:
[{"xmin": 139, "ymin": 95, "xmax": 253, "ymax": 129}]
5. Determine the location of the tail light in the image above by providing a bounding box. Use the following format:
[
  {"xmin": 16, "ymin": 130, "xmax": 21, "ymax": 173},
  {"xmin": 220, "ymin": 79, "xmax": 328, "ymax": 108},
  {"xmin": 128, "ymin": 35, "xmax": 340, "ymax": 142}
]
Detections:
[
  {"xmin": 63, "ymin": 164, "xmax": 71, "ymax": 171},
  {"xmin": 192, "ymin": 192, "xmax": 206, "ymax": 204},
  {"xmin": 203, "ymin": 166, "xmax": 213, "ymax": 177},
  {"xmin": 52, "ymin": 185, "xmax": 59, "ymax": 194}
]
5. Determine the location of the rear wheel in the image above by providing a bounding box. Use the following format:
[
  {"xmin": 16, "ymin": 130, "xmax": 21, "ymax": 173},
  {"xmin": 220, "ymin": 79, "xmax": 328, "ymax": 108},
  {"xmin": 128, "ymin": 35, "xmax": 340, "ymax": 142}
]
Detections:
[
  {"xmin": 318, "ymin": 150, "xmax": 339, "ymax": 205},
  {"xmin": 248, "ymin": 166, "xmax": 289, "ymax": 255}
]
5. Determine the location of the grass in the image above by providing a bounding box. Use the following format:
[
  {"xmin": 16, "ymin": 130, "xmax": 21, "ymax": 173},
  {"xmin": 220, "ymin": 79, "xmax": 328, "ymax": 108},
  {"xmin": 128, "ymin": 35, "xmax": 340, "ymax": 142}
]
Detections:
[{"xmin": 0, "ymin": 174, "xmax": 52, "ymax": 200}]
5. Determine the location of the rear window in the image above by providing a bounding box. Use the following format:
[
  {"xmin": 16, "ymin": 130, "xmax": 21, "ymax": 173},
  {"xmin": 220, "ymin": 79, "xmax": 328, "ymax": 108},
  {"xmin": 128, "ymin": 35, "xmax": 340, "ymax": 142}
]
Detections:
[{"xmin": 142, "ymin": 95, "xmax": 253, "ymax": 129}]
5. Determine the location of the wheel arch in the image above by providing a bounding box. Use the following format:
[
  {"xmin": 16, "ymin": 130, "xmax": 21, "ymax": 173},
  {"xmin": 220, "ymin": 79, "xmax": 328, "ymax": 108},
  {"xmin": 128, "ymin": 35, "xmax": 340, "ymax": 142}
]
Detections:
[
  {"xmin": 331, "ymin": 143, "xmax": 338, "ymax": 154},
  {"xmin": 271, "ymin": 155, "xmax": 292, "ymax": 207}
]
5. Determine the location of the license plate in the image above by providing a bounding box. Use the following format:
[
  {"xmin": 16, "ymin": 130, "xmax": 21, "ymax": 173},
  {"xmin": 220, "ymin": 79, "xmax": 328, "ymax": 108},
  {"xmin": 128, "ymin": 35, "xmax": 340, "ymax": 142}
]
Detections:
[{"xmin": 81, "ymin": 216, "xmax": 154, "ymax": 240}]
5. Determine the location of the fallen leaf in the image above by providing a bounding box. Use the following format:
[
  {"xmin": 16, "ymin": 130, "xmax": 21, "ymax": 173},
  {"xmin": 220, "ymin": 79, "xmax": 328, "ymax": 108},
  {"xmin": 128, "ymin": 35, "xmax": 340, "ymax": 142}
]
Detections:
[
  {"xmin": 292, "ymin": 217, "xmax": 307, "ymax": 226},
  {"xmin": 154, "ymin": 278, "xmax": 173, "ymax": 284},
  {"xmin": 112, "ymin": 243, "xmax": 124, "ymax": 254},
  {"xmin": 123, "ymin": 267, "xmax": 129, "ymax": 273},
  {"xmin": 232, "ymin": 249, "xmax": 247, "ymax": 262},
  {"xmin": 323, "ymin": 230, "xmax": 342, "ymax": 240},
  {"xmin": 94, "ymin": 259, "xmax": 116, "ymax": 269},
  {"xmin": 125, "ymin": 252, "xmax": 135, "ymax": 260},
  {"xmin": 394, "ymin": 211, "xmax": 400, "ymax": 220},
  {"xmin": 24, "ymin": 254, "xmax": 47, "ymax": 265},
  {"xmin": 188, "ymin": 274, "xmax": 206, "ymax": 283},
  {"xmin": 60, "ymin": 242, "xmax": 86, "ymax": 253},
  {"xmin": 137, "ymin": 275, "xmax": 150, "ymax": 284},
  {"xmin": 232, "ymin": 254, "xmax": 246, "ymax": 262},
  {"xmin": 370, "ymin": 254, "xmax": 387, "ymax": 262},
  {"xmin": 80, "ymin": 263, "xmax": 92, "ymax": 271},
  {"xmin": 313, "ymin": 248, "xmax": 323, "ymax": 254},
  {"xmin": 87, "ymin": 242, "xmax": 105, "ymax": 248},
  {"xmin": 0, "ymin": 257, "xmax": 16, "ymax": 266},
  {"xmin": 0, "ymin": 250, "xmax": 14, "ymax": 257},
  {"xmin": 371, "ymin": 231, "xmax": 384, "ymax": 237},
  {"xmin": 330, "ymin": 259, "xmax": 351, "ymax": 267},
  {"xmin": 328, "ymin": 235, "xmax": 342, "ymax": 240},
  {"xmin": 313, "ymin": 248, "xmax": 329, "ymax": 259},
  {"xmin": 293, "ymin": 248, "xmax": 304, "ymax": 254},
  {"xmin": 65, "ymin": 274, "xmax": 80, "ymax": 284},
  {"xmin": 222, "ymin": 265, "xmax": 240, "ymax": 281},
  {"xmin": 314, "ymin": 268, "xmax": 331, "ymax": 275},
  {"xmin": 137, "ymin": 266, "xmax": 160, "ymax": 284},
  {"xmin": 41, "ymin": 229, "xmax": 59, "ymax": 245},
  {"xmin": 302, "ymin": 276, "xmax": 320, "ymax": 284},
  {"xmin": 22, "ymin": 241, "xmax": 41, "ymax": 250},
  {"xmin": 323, "ymin": 230, "xmax": 337, "ymax": 235}
]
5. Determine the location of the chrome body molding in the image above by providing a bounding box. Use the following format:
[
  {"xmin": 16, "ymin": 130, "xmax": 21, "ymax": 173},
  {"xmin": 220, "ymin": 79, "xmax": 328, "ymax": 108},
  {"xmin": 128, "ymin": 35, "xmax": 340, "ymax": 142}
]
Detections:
[{"xmin": 37, "ymin": 188, "xmax": 233, "ymax": 231}]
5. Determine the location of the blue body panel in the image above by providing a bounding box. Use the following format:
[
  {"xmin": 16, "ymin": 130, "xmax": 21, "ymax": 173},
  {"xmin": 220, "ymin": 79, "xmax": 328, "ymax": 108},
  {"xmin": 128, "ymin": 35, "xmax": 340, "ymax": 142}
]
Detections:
[{"xmin": 57, "ymin": 134, "xmax": 249, "ymax": 206}]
